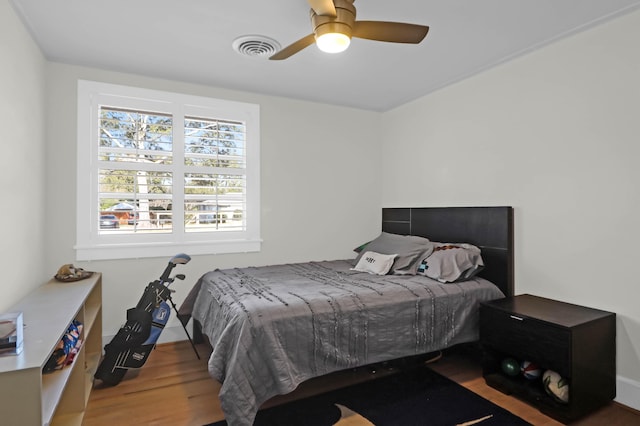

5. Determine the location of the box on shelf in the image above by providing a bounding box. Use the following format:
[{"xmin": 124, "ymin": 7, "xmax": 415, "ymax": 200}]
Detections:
[{"xmin": 0, "ymin": 312, "xmax": 24, "ymax": 356}]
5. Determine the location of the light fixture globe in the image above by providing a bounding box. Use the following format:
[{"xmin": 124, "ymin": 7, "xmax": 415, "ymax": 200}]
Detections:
[{"xmin": 315, "ymin": 31, "xmax": 351, "ymax": 53}]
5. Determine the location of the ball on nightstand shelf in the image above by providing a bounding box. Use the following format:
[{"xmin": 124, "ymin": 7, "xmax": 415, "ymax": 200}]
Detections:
[
  {"xmin": 520, "ymin": 360, "xmax": 542, "ymax": 380},
  {"xmin": 542, "ymin": 369, "xmax": 570, "ymax": 404},
  {"xmin": 501, "ymin": 357, "xmax": 520, "ymax": 376}
]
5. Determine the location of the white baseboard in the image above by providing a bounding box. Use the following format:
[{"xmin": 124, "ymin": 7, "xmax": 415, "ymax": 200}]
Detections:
[
  {"xmin": 616, "ymin": 375, "xmax": 640, "ymax": 411},
  {"xmin": 156, "ymin": 325, "xmax": 193, "ymax": 344},
  {"xmin": 101, "ymin": 325, "xmax": 192, "ymax": 348}
]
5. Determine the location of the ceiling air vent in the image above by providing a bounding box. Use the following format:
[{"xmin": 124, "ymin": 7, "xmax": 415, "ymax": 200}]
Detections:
[{"xmin": 232, "ymin": 35, "xmax": 281, "ymax": 58}]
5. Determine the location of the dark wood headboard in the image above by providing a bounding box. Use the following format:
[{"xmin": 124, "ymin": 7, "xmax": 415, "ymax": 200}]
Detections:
[{"xmin": 382, "ymin": 206, "xmax": 514, "ymax": 297}]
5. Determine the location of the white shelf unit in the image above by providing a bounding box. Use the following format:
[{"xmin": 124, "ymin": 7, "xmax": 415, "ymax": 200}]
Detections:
[{"xmin": 0, "ymin": 273, "xmax": 102, "ymax": 426}]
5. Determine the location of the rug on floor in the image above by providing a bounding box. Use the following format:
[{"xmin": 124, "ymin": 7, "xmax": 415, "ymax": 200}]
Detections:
[{"xmin": 206, "ymin": 365, "xmax": 531, "ymax": 426}]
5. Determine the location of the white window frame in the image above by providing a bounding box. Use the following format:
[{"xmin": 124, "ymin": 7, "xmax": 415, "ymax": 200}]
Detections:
[{"xmin": 76, "ymin": 80, "xmax": 261, "ymax": 260}]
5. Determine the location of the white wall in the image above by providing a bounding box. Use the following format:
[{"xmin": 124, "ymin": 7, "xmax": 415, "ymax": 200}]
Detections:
[
  {"xmin": 44, "ymin": 63, "xmax": 382, "ymax": 338},
  {"xmin": 382, "ymin": 8, "xmax": 640, "ymax": 405},
  {"xmin": 0, "ymin": 1, "xmax": 47, "ymax": 312}
]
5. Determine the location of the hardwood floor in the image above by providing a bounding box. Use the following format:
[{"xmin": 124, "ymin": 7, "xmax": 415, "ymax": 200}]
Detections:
[{"xmin": 84, "ymin": 341, "xmax": 640, "ymax": 425}]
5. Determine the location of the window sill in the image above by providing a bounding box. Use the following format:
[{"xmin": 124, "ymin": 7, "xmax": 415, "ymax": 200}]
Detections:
[{"xmin": 74, "ymin": 239, "xmax": 261, "ymax": 261}]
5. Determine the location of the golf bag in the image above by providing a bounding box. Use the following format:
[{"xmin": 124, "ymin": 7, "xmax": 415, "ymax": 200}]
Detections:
[{"xmin": 94, "ymin": 253, "xmax": 196, "ymax": 386}]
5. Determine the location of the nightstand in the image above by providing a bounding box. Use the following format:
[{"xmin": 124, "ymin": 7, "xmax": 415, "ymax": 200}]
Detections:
[{"xmin": 479, "ymin": 294, "xmax": 616, "ymax": 423}]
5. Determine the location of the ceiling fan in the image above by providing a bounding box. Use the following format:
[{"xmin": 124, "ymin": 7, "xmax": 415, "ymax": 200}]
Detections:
[{"xmin": 270, "ymin": 0, "xmax": 429, "ymax": 60}]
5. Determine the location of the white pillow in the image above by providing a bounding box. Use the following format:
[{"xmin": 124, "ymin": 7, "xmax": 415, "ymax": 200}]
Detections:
[{"xmin": 351, "ymin": 251, "xmax": 397, "ymax": 275}]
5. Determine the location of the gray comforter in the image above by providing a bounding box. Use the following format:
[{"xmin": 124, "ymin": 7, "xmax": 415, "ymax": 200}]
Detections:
[{"xmin": 190, "ymin": 260, "xmax": 504, "ymax": 425}]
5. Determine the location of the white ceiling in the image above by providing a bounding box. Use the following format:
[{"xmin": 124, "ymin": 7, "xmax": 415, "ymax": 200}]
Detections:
[{"xmin": 11, "ymin": 0, "xmax": 640, "ymax": 111}]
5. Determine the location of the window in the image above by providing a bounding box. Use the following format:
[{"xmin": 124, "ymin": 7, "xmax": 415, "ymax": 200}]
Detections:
[{"xmin": 76, "ymin": 81, "xmax": 260, "ymax": 260}]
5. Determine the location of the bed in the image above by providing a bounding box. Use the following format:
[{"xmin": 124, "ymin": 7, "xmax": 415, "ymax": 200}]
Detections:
[{"xmin": 182, "ymin": 206, "xmax": 514, "ymax": 425}]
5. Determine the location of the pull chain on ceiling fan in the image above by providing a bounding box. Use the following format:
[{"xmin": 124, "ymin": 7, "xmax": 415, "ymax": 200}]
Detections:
[{"xmin": 270, "ymin": 0, "xmax": 429, "ymax": 60}]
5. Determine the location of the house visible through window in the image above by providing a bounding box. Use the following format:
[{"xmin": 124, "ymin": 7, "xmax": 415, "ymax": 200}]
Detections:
[{"xmin": 77, "ymin": 81, "xmax": 261, "ymax": 260}]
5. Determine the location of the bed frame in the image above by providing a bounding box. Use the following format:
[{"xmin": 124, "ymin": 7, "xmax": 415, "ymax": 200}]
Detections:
[
  {"xmin": 381, "ymin": 206, "xmax": 514, "ymax": 297},
  {"xmin": 186, "ymin": 206, "xmax": 515, "ymax": 423}
]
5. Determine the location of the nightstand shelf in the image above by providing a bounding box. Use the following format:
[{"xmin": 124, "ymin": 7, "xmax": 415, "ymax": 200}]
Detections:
[{"xmin": 480, "ymin": 294, "xmax": 615, "ymax": 423}]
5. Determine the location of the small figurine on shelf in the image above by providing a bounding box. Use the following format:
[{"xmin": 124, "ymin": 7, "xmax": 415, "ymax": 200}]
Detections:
[{"xmin": 54, "ymin": 264, "xmax": 93, "ymax": 282}]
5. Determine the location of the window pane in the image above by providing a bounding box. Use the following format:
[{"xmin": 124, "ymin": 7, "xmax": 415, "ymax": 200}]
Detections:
[
  {"xmin": 185, "ymin": 117, "xmax": 246, "ymax": 168},
  {"xmin": 99, "ymin": 169, "xmax": 173, "ymax": 234},
  {"xmin": 100, "ymin": 107, "xmax": 173, "ymax": 164},
  {"xmin": 184, "ymin": 173, "xmax": 245, "ymax": 233}
]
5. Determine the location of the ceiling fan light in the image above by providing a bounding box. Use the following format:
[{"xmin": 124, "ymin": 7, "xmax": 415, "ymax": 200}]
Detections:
[{"xmin": 315, "ymin": 32, "xmax": 351, "ymax": 53}]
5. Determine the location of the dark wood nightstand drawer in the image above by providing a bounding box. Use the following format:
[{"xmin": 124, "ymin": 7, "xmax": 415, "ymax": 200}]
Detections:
[{"xmin": 480, "ymin": 305, "xmax": 571, "ymax": 376}]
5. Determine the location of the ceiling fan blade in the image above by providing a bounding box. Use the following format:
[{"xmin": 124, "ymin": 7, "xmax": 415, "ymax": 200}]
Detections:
[
  {"xmin": 269, "ymin": 34, "xmax": 317, "ymax": 60},
  {"xmin": 352, "ymin": 21, "xmax": 429, "ymax": 44},
  {"xmin": 308, "ymin": 0, "xmax": 337, "ymax": 17}
]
